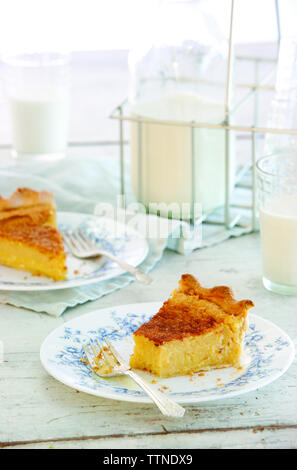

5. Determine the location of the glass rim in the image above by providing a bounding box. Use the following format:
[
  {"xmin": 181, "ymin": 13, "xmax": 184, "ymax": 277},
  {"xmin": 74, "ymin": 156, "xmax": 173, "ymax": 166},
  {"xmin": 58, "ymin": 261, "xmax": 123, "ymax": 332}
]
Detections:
[{"xmin": 256, "ymin": 152, "xmax": 297, "ymax": 178}]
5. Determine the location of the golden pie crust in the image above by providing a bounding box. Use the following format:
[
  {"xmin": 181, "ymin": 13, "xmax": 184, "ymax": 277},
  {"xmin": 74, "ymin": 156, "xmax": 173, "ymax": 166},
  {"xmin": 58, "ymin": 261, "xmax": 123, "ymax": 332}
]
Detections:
[{"xmin": 0, "ymin": 187, "xmax": 54, "ymax": 211}]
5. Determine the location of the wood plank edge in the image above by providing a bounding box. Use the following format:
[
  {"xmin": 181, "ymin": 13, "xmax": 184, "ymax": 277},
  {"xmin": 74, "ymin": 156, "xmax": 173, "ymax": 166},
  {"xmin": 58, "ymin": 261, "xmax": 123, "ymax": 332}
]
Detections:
[{"xmin": 1, "ymin": 424, "xmax": 297, "ymax": 449}]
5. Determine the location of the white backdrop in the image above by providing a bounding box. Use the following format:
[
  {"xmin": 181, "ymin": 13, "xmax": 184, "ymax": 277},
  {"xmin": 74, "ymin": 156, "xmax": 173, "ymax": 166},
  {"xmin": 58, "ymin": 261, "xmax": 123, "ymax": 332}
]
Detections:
[{"xmin": 0, "ymin": 0, "xmax": 280, "ymax": 55}]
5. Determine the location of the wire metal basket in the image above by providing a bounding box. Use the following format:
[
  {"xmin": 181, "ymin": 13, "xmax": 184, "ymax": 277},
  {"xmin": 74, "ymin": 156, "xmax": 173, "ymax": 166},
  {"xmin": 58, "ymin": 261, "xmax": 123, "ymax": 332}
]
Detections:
[{"xmin": 109, "ymin": 0, "xmax": 297, "ymax": 241}]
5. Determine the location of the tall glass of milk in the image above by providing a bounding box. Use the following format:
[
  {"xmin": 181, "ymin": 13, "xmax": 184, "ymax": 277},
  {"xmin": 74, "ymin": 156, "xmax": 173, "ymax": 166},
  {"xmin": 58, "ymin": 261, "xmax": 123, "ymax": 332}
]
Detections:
[
  {"xmin": 3, "ymin": 52, "xmax": 69, "ymax": 161},
  {"xmin": 257, "ymin": 153, "xmax": 297, "ymax": 295}
]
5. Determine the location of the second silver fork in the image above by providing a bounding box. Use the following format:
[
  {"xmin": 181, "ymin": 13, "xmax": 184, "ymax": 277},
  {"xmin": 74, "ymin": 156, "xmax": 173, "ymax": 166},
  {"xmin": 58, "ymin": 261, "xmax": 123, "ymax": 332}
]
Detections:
[{"xmin": 63, "ymin": 228, "xmax": 152, "ymax": 285}]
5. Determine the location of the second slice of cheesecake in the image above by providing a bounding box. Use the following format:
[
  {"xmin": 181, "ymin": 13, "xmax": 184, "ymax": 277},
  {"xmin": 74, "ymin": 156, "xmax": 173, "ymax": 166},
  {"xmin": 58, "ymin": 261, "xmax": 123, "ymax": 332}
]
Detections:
[{"xmin": 0, "ymin": 188, "xmax": 67, "ymax": 281}]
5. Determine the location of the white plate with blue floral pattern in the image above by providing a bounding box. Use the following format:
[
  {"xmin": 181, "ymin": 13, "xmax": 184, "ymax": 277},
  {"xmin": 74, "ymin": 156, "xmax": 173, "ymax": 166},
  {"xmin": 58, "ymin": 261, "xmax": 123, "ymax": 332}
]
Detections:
[
  {"xmin": 0, "ymin": 212, "xmax": 149, "ymax": 291},
  {"xmin": 40, "ymin": 302, "xmax": 295, "ymax": 404}
]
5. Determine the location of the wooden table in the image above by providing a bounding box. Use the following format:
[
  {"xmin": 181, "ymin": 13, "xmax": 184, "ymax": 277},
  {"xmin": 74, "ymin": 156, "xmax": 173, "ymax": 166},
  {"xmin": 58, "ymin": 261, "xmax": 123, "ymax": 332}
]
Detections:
[{"xmin": 1, "ymin": 232, "xmax": 296, "ymax": 449}]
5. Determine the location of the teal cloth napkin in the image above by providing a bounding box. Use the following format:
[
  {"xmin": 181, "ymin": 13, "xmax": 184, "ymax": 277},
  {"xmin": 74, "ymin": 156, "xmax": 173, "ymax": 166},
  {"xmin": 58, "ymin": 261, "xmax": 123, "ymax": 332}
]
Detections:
[{"xmin": 0, "ymin": 155, "xmax": 251, "ymax": 316}]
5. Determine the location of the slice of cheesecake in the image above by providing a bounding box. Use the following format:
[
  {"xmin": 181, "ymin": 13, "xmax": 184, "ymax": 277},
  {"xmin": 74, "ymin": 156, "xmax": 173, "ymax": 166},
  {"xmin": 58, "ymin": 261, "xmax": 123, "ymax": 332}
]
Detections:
[
  {"xmin": 130, "ymin": 274, "xmax": 254, "ymax": 377},
  {"xmin": 0, "ymin": 188, "xmax": 67, "ymax": 281}
]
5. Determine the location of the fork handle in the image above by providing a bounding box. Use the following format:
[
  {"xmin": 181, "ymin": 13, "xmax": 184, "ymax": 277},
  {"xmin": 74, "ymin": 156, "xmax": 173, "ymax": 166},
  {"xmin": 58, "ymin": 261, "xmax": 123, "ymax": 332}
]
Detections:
[
  {"xmin": 125, "ymin": 370, "xmax": 185, "ymax": 418},
  {"xmin": 100, "ymin": 251, "xmax": 152, "ymax": 285}
]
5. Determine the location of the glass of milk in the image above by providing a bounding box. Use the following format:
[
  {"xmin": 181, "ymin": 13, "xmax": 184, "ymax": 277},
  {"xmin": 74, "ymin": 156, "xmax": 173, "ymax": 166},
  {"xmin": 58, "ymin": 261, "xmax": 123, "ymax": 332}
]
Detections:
[
  {"xmin": 257, "ymin": 153, "xmax": 297, "ymax": 295},
  {"xmin": 3, "ymin": 52, "xmax": 69, "ymax": 161}
]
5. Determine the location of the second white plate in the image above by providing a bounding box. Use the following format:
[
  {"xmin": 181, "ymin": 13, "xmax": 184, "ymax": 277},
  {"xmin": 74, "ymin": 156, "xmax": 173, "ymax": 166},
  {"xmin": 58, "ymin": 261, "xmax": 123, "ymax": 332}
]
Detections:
[{"xmin": 0, "ymin": 212, "xmax": 149, "ymax": 291}]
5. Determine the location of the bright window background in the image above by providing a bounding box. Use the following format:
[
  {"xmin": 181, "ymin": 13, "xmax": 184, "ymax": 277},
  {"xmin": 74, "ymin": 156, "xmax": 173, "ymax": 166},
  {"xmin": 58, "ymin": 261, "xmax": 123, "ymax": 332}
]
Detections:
[
  {"xmin": 0, "ymin": 0, "xmax": 284, "ymax": 148},
  {"xmin": 0, "ymin": 0, "xmax": 280, "ymax": 54}
]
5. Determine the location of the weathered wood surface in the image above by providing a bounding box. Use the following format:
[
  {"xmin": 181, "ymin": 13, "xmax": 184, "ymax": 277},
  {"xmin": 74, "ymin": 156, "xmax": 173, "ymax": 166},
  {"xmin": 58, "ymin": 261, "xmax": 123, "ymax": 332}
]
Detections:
[
  {"xmin": 0, "ymin": 233, "xmax": 296, "ymax": 449},
  {"xmin": 5, "ymin": 427, "xmax": 297, "ymax": 450}
]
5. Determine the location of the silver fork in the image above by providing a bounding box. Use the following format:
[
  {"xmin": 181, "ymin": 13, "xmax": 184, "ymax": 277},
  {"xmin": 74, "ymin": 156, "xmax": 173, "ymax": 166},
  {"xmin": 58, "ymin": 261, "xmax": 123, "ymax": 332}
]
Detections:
[
  {"xmin": 83, "ymin": 337, "xmax": 185, "ymax": 418},
  {"xmin": 63, "ymin": 228, "xmax": 152, "ymax": 285}
]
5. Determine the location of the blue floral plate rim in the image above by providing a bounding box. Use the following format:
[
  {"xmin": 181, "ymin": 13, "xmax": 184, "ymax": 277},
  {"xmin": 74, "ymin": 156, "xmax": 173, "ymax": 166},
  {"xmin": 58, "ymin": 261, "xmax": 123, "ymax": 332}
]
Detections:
[{"xmin": 40, "ymin": 302, "xmax": 295, "ymax": 404}]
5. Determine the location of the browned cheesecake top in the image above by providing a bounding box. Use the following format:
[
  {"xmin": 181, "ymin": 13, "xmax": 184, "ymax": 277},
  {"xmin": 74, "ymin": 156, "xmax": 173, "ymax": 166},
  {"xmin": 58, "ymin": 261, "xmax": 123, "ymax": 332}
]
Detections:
[
  {"xmin": 133, "ymin": 275, "xmax": 254, "ymax": 346},
  {"xmin": 134, "ymin": 298, "xmax": 223, "ymax": 346},
  {"xmin": 0, "ymin": 188, "xmax": 64, "ymax": 257},
  {"xmin": 0, "ymin": 216, "xmax": 66, "ymax": 255}
]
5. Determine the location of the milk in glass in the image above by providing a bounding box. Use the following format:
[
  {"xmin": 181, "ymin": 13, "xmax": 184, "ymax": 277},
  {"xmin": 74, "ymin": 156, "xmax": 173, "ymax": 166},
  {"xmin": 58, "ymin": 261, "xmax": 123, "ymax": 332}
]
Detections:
[
  {"xmin": 260, "ymin": 195, "xmax": 297, "ymax": 287},
  {"xmin": 4, "ymin": 52, "xmax": 69, "ymax": 160},
  {"xmin": 10, "ymin": 94, "xmax": 69, "ymax": 157},
  {"xmin": 130, "ymin": 92, "xmax": 235, "ymax": 216}
]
